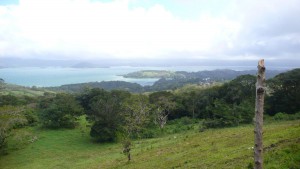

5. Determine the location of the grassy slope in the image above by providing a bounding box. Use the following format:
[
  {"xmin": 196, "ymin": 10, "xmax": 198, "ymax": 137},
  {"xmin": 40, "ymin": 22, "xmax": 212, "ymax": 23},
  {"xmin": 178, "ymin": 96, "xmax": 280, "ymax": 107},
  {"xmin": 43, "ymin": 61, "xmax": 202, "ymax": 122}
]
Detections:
[
  {"xmin": 0, "ymin": 120, "xmax": 299, "ymax": 169},
  {"xmin": 0, "ymin": 83, "xmax": 48, "ymax": 97},
  {"xmin": 123, "ymin": 70, "xmax": 178, "ymax": 78}
]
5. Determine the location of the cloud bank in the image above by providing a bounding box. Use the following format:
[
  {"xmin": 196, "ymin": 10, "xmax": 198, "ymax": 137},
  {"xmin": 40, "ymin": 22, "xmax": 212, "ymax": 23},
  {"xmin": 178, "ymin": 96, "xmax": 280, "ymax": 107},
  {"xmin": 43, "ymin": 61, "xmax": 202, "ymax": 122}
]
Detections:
[{"xmin": 0, "ymin": 0, "xmax": 299, "ymax": 63}]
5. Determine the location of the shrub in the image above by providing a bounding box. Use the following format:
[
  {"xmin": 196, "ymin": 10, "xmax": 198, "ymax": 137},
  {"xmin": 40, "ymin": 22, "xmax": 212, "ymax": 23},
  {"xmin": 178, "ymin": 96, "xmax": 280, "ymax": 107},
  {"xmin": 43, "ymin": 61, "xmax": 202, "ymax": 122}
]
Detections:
[
  {"xmin": 294, "ymin": 112, "xmax": 300, "ymax": 119},
  {"xmin": 273, "ymin": 112, "xmax": 289, "ymax": 121},
  {"xmin": 24, "ymin": 109, "xmax": 39, "ymax": 126},
  {"xmin": 0, "ymin": 106, "xmax": 27, "ymax": 155},
  {"xmin": 202, "ymin": 119, "xmax": 223, "ymax": 128},
  {"xmin": 139, "ymin": 128, "xmax": 156, "ymax": 139},
  {"xmin": 90, "ymin": 121, "xmax": 118, "ymax": 142},
  {"xmin": 179, "ymin": 116, "xmax": 197, "ymax": 125},
  {"xmin": 273, "ymin": 112, "xmax": 300, "ymax": 121},
  {"xmin": 39, "ymin": 93, "xmax": 83, "ymax": 129}
]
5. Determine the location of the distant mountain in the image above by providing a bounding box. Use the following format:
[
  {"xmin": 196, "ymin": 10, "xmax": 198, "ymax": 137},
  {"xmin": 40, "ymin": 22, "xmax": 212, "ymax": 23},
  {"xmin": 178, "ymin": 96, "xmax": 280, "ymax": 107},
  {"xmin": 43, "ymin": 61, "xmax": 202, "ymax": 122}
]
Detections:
[
  {"xmin": 0, "ymin": 57, "xmax": 78, "ymax": 67},
  {"xmin": 71, "ymin": 62, "xmax": 108, "ymax": 68}
]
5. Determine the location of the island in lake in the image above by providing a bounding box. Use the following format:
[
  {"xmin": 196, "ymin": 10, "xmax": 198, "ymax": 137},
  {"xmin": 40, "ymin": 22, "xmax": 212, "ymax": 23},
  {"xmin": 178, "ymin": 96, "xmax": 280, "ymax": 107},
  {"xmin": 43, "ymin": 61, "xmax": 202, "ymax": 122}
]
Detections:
[{"xmin": 122, "ymin": 70, "xmax": 181, "ymax": 78}]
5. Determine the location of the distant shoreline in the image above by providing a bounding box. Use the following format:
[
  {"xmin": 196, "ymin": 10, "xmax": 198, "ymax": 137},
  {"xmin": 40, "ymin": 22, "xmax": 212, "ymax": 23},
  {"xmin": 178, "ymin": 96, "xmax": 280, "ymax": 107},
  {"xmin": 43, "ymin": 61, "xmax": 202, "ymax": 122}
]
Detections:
[{"xmin": 0, "ymin": 67, "xmax": 288, "ymax": 88}]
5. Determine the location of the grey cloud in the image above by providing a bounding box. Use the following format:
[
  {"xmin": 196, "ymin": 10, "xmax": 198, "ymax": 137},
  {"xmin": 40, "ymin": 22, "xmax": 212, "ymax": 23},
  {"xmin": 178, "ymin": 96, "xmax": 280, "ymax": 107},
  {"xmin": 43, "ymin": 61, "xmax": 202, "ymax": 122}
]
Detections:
[
  {"xmin": 0, "ymin": 0, "xmax": 299, "ymax": 66},
  {"xmin": 216, "ymin": 0, "xmax": 300, "ymax": 60}
]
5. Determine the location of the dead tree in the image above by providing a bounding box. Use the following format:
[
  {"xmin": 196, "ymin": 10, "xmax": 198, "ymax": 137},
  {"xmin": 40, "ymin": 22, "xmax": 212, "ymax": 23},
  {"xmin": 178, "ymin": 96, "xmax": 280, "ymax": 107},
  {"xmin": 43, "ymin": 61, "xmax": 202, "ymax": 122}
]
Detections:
[
  {"xmin": 154, "ymin": 107, "xmax": 169, "ymax": 129},
  {"xmin": 254, "ymin": 59, "xmax": 266, "ymax": 169}
]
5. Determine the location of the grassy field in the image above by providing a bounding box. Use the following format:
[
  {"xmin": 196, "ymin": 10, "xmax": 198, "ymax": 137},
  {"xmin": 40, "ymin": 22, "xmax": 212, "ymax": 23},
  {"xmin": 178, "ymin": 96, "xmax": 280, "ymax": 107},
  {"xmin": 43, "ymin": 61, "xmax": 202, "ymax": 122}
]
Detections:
[
  {"xmin": 0, "ymin": 83, "xmax": 49, "ymax": 97},
  {"xmin": 0, "ymin": 120, "xmax": 299, "ymax": 169}
]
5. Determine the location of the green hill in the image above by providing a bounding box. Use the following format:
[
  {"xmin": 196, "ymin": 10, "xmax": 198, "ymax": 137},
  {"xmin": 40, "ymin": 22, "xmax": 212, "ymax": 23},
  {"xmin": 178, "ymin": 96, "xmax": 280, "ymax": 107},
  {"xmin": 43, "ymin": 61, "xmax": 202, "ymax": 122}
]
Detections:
[
  {"xmin": 46, "ymin": 69, "xmax": 284, "ymax": 93},
  {"xmin": 0, "ymin": 119, "xmax": 299, "ymax": 169},
  {"xmin": 0, "ymin": 83, "xmax": 50, "ymax": 97},
  {"xmin": 123, "ymin": 70, "xmax": 181, "ymax": 78}
]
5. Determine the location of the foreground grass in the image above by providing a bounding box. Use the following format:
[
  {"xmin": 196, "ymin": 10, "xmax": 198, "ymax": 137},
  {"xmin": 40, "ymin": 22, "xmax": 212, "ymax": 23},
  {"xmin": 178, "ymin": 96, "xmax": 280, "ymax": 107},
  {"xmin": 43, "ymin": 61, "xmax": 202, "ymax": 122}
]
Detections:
[{"xmin": 0, "ymin": 120, "xmax": 299, "ymax": 169}]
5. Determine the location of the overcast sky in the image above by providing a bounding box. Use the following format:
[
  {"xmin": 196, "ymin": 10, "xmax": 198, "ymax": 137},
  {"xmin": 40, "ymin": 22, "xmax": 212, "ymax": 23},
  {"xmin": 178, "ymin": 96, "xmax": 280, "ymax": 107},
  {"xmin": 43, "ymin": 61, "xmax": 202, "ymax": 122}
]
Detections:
[{"xmin": 0, "ymin": 0, "xmax": 299, "ymax": 62}]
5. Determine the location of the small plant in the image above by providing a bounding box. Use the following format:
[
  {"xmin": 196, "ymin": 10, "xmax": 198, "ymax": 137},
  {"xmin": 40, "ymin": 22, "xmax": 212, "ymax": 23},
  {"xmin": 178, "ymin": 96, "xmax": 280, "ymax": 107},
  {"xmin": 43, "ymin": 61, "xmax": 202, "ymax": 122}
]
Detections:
[{"xmin": 122, "ymin": 138, "xmax": 132, "ymax": 161}]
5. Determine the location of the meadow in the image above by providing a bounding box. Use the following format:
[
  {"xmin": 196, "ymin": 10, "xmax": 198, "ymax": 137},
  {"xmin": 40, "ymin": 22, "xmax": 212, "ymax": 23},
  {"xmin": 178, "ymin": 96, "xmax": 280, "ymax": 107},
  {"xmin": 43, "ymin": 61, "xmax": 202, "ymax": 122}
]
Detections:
[{"xmin": 1, "ymin": 119, "xmax": 299, "ymax": 169}]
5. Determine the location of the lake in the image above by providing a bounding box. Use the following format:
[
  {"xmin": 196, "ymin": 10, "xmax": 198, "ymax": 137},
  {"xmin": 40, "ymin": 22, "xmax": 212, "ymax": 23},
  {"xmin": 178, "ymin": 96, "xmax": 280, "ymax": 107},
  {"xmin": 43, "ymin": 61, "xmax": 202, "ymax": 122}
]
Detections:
[{"xmin": 0, "ymin": 66, "xmax": 287, "ymax": 87}]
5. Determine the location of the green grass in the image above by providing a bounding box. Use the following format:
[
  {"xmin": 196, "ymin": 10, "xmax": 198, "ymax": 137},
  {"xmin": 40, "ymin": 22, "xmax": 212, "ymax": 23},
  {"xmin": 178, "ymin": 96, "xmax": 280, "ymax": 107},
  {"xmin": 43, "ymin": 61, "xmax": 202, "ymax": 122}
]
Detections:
[
  {"xmin": 0, "ymin": 120, "xmax": 299, "ymax": 169},
  {"xmin": 0, "ymin": 83, "xmax": 50, "ymax": 97}
]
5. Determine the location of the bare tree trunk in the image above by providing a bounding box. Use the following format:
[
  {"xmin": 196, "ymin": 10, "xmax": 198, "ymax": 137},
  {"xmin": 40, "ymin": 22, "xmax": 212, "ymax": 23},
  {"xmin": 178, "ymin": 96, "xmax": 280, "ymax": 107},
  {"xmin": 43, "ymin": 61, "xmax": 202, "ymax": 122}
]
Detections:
[
  {"xmin": 254, "ymin": 59, "xmax": 266, "ymax": 169},
  {"xmin": 128, "ymin": 153, "xmax": 131, "ymax": 161}
]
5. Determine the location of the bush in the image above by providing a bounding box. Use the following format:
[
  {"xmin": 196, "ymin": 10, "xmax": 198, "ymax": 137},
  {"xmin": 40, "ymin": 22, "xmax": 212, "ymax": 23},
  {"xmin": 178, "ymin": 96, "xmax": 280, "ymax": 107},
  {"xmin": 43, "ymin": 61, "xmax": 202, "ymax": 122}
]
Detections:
[
  {"xmin": 294, "ymin": 112, "xmax": 300, "ymax": 119},
  {"xmin": 179, "ymin": 116, "xmax": 197, "ymax": 125},
  {"xmin": 90, "ymin": 121, "xmax": 118, "ymax": 142},
  {"xmin": 202, "ymin": 118, "xmax": 236, "ymax": 128},
  {"xmin": 273, "ymin": 112, "xmax": 300, "ymax": 121},
  {"xmin": 139, "ymin": 128, "xmax": 156, "ymax": 139},
  {"xmin": 273, "ymin": 112, "xmax": 289, "ymax": 121},
  {"xmin": 0, "ymin": 106, "xmax": 27, "ymax": 155},
  {"xmin": 24, "ymin": 109, "xmax": 39, "ymax": 126},
  {"xmin": 202, "ymin": 119, "xmax": 223, "ymax": 128},
  {"xmin": 39, "ymin": 93, "xmax": 83, "ymax": 129},
  {"xmin": 159, "ymin": 117, "xmax": 199, "ymax": 135}
]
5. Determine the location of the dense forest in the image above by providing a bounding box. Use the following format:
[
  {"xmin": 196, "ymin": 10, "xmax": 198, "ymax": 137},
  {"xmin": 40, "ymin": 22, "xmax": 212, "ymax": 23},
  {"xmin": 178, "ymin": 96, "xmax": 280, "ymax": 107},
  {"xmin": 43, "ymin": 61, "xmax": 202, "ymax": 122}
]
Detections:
[{"xmin": 0, "ymin": 68, "xmax": 299, "ymax": 168}]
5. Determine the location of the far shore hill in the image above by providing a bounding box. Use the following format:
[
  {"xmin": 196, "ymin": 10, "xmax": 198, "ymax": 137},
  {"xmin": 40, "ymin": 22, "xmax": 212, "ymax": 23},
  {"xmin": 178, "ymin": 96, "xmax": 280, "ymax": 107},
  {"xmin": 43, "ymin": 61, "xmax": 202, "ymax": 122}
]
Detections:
[{"xmin": 121, "ymin": 69, "xmax": 284, "ymax": 79}]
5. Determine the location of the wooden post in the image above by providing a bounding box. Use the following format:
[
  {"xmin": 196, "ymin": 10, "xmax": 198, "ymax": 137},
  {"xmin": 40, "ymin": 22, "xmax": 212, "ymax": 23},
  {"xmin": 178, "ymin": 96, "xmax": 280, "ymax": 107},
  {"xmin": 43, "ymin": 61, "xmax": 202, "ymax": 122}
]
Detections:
[{"xmin": 254, "ymin": 59, "xmax": 266, "ymax": 169}]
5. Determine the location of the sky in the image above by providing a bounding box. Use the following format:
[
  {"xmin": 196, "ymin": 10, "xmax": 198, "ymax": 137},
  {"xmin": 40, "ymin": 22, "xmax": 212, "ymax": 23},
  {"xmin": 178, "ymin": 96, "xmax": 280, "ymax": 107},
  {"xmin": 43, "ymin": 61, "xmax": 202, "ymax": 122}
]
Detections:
[{"xmin": 0, "ymin": 0, "xmax": 300, "ymax": 63}]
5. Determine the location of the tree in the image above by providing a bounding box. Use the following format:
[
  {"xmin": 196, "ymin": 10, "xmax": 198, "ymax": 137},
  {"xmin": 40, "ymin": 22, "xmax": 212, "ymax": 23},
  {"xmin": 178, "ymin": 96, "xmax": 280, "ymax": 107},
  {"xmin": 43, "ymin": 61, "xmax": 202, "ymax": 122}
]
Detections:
[
  {"xmin": 219, "ymin": 74, "xmax": 256, "ymax": 105},
  {"xmin": 267, "ymin": 68, "xmax": 300, "ymax": 115},
  {"xmin": 83, "ymin": 89, "xmax": 130, "ymax": 142},
  {"xmin": 203, "ymin": 99, "xmax": 237, "ymax": 128},
  {"xmin": 154, "ymin": 107, "xmax": 168, "ymax": 129},
  {"xmin": 39, "ymin": 93, "xmax": 83, "ymax": 129},
  {"xmin": 122, "ymin": 94, "xmax": 151, "ymax": 138},
  {"xmin": 188, "ymin": 91, "xmax": 197, "ymax": 118},
  {"xmin": 149, "ymin": 91, "xmax": 176, "ymax": 128},
  {"xmin": 78, "ymin": 88, "xmax": 108, "ymax": 111},
  {"xmin": 121, "ymin": 94, "xmax": 151, "ymax": 161},
  {"xmin": 232, "ymin": 100, "xmax": 253, "ymax": 124},
  {"xmin": 198, "ymin": 75, "xmax": 256, "ymax": 128},
  {"xmin": 194, "ymin": 86, "xmax": 220, "ymax": 119},
  {"xmin": 180, "ymin": 91, "xmax": 199, "ymax": 119}
]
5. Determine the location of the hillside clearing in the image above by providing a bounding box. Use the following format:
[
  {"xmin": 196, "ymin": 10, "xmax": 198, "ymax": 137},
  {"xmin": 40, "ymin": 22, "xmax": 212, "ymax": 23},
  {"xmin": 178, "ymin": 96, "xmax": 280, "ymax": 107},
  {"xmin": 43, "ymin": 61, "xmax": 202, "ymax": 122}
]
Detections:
[{"xmin": 0, "ymin": 120, "xmax": 299, "ymax": 169}]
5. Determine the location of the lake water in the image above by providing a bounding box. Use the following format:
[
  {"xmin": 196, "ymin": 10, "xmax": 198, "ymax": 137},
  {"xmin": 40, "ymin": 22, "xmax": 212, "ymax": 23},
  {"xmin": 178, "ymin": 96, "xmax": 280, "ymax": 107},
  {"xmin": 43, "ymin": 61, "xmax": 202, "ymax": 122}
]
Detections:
[{"xmin": 0, "ymin": 66, "xmax": 287, "ymax": 87}]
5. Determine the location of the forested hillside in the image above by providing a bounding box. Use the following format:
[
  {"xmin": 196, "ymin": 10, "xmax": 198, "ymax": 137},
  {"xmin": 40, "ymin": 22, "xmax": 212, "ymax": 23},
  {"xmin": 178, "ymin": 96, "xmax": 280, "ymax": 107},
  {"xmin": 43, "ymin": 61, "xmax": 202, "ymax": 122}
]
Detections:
[
  {"xmin": 123, "ymin": 69, "xmax": 282, "ymax": 79},
  {"xmin": 0, "ymin": 68, "xmax": 299, "ymax": 168},
  {"xmin": 45, "ymin": 69, "xmax": 284, "ymax": 93}
]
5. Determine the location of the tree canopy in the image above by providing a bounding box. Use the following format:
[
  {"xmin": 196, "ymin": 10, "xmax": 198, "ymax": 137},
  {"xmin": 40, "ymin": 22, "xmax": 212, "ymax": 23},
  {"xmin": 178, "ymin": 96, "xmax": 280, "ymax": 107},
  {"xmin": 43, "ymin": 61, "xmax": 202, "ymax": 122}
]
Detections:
[
  {"xmin": 38, "ymin": 93, "xmax": 83, "ymax": 129},
  {"xmin": 267, "ymin": 68, "xmax": 300, "ymax": 115}
]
